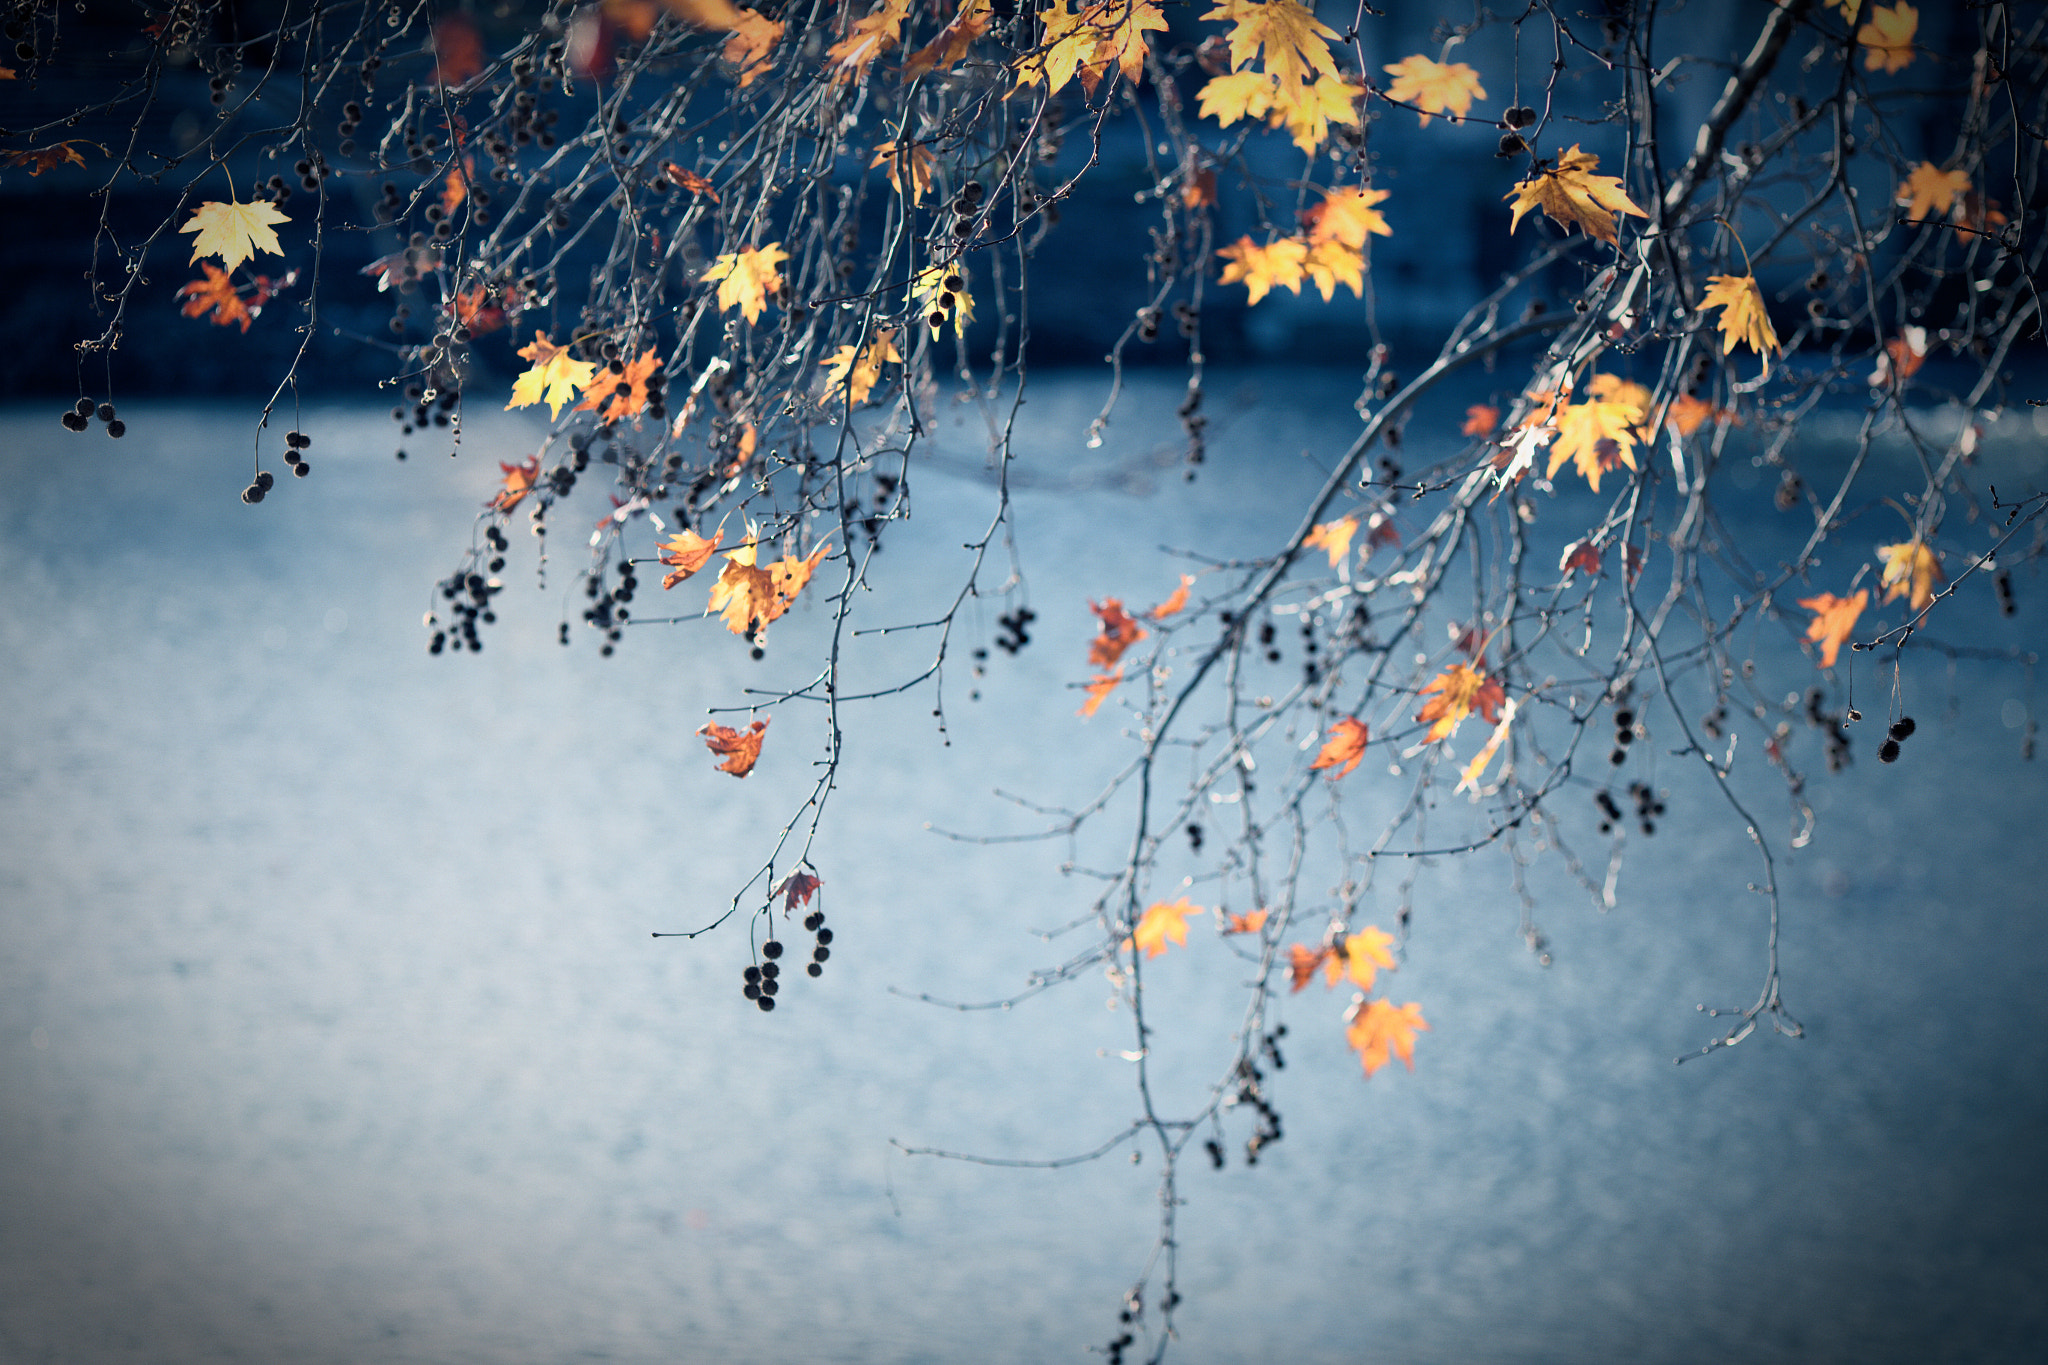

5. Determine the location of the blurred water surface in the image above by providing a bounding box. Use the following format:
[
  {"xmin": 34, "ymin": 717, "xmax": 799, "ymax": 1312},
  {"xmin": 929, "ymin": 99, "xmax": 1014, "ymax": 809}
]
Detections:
[{"xmin": 2, "ymin": 375, "xmax": 2045, "ymax": 1364}]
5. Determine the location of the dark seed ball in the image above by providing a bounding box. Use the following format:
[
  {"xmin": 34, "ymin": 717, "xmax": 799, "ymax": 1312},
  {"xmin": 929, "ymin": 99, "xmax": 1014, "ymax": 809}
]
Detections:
[
  {"xmin": 61, "ymin": 411, "xmax": 87, "ymax": 432},
  {"xmin": 757, "ymin": 995, "xmax": 775, "ymax": 1011},
  {"xmin": 1609, "ymin": 748, "xmax": 1627, "ymax": 766},
  {"xmin": 762, "ymin": 939, "xmax": 783, "ymax": 959},
  {"xmin": 749, "ymin": 646, "xmax": 764, "ymax": 661},
  {"xmin": 814, "ymin": 927, "xmax": 832, "ymax": 945},
  {"xmin": 760, "ymin": 961, "xmax": 779, "ymax": 979},
  {"xmin": 74, "ymin": 398, "xmax": 95, "ymax": 417},
  {"xmin": 1878, "ymin": 739, "xmax": 1901, "ymax": 763},
  {"xmin": 803, "ymin": 913, "xmax": 822, "ymax": 932},
  {"xmin": 106, "ymin": 420, "xmax": 126, "ymax": 438},
  {"xmin": 1614, "ymin": 708, "xmax": 1634, "ymax": 728},
  {"xmin": 241, "ymin": 485, "xmax": 264, "ymax": 504},
  {"xmin": 293, "ymin": 461, "xmax": 311, "ymax": 477},
  {"xmin": 812, "ymin": 946, "xmax": 830, "ymax": 963},
  {"xmin": 760, "ymin": 978, "xmax": 778, "ymax": 996},
  {"xmin": 743, "ymin": 982, "xmax": 760, "ymax": 1000},
  {"xmin": 743, "ymin": 965, "xmax": 760, "ymax": 983},
  {"xmin": 806, "ymin": 963, "xmax": 822, "ymax": 977},
  {"xmin": 1889, "ymin": 717, "xmax": 1916, "ymax": 741},
  {"xmin": 97, "ymin": 403, "xmax": 116, "ymax": 422},
  {"xmin": 255, "ymin": 471, "xmax": 275, "ymax": 491}
]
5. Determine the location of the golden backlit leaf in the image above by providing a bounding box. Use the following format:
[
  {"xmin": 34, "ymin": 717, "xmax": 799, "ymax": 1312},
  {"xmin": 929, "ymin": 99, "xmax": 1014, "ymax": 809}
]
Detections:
[
  {"xmin": 1127, "ymin": 896, "xmax": 1203, "ymax": 958},
  {"xmin": 702, "ymin": 242, "xmax": 787, "ymax": 323},
  {"xmin": 177, "ymin": 263, "xmax": 258, "ymax": 332},
  {"xmin": 870, "ymin": 140, "xmax": 935, "ymax": 203},
  {"xmin": 1700, "ymin": 273, "xmax": 1780, "ymax": 362},
  {"xmin": 1461, "ymin": 404, "xmax": 1500, "ymax": 438},
  {"xmin": 1327, "ymin": 927, "xmax": 1395, "ymax": 991},
  {"xmin": 902, "ymin": 0, "xmax": 990, "ymax": 80},
  {"xmin": 1898, "ymin": 161, "xmax": 1969, "ymax": 220},
  {"xmin": 820, "ymin": 328, "xmax": 903, "ymax": 406},
  {"xmin": 181, "ymin": 198, "xmax": 291, "ymax": 273},
  {"xmin": 826, "ymin": 0, "xmax": 911, "ymax": 82},
  {"xmin": 1216, "ymin": 234, "xmax": 1307, "ymax": 304},
  {"xmin": 1204, "ymin": 0, "xmax": 1339, "ymax": 93},
  {"xmin": 1014, "ymin": 0, "xmax": 1166, "ymax": 97},
  {"xmin": 1, "ymin": 140, "xmax": 89, "ymax": 175},
  {"xmin": 1503, "ymin": 145, "xmax": 1646, "ymax": 246},
  {"xmin": 657, "ymin": 527, "xmax": 724, "ymax": 588},
  {"xmin": 698, "ymin": 717, "xmax": 769, "ymax": 777},
  {"xmin": 913, "ymin": 264, "xmax": 975, "ymax": 339},
  {"xmin": 1303, "ymin": 515, "xmax": 1358, "ymax": 567},
  {"xmin": 1546, "ymin": 376, "xmax": 1647, "ymax": 492},
  {"xmin": 1798, "ymin": 589, "xmax": 1867, "ymax": 669},
  {"xmin": 1415, "ymin": 661, "xmax": 1505, "ymax": 742},
  {"xmin": 707, "ymin": 537, "xmax": 831, "ymax": 635},
  {"xmin": 1149, "ymin": 574, "xmax": 1194, "ymax": 621},
  {"xmin": 1078, "ymin": 666, "xmax": 1124, "ymax": 718},
  {"xmin": 1308, "ymin": 717, "xmax": 1369, "ymax": 779},
  {"xmin": 1877, "ymin": 540, "xmax": 1942, "ymax": 612},
  {"xmin": 506, "ymin": 332, "xmax": 599, "ymax": 419},
  {"xmin": 723, "ymin": 9, "xmax": 784, "ymax": 84},
  {"xmin": 1223, "ymin": 908, "xmax": 1269, "ymax": 935},
  {"xmin": 1380, "ymin": 53, "xmax": 1485, "ymax": 126},
  {"xmin": 1346, "ymin": 998, "xmax": 1428, "ymax": 1077},
  {"xmin": 1857, "ymin": 1, "xmax": 1916, "ymax": 73}
]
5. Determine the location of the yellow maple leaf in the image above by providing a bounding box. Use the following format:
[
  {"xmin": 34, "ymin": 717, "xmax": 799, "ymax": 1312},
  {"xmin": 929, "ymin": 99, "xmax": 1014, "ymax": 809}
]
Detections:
[
  {"xmin": 707, "ymin": 535, "xmax": 831, "ymax": 635},
  {"xmin": 1346, "ymin": 997, "xmax": 1428, "ymax": 1077},
  {"xmin": 1306, "ymin": 186, "xmax": 1392, "ymax": 249},
  {"xmin": 1204, "ymin": 0, "xmax": 1339, "ymax": 93},
  {"xmin": 1014, "ymin": 0, "xmax": 1166, "ymax": 97},
  {"xmin": 181, "ymin": 198, "xmax": 291, "ymax": 273},
  {"xmin": 903, "ymin": 0, "xmax": 990, "ymax": 80},
  {"xmin": 820, "ymin": 328, "xmax": 902, "ymax": 406},
  {"xmin": 1877, "ymin": 539, "xmax": 1942, "ymax": 612},
  {"xmin": 1700, "ymin": 273, "xmax": 1780, "ymax": 362},
  {"xmin": 1797, "ymin": 589, "xmax": 1867, "ymax": 669},
  {"xmin": 505, "ymin": 331, "xmax": 599, "ymax": 419},
  {"xmin": 1415, "ymin": 661, "xmax": 1505, "ymax": 742},
  {"xmin": 1196, "ymin": 69, "xmax": 1279, "ymax": 127},
  {"xmin": 1504, "ymin": 145, "xmax": 1647, "ymax": 246},
  {"xmin": 1216, "ymin": 234, "xmax": 1307, "ymax": 304},
  {"xmin": 1547, "ymin": 375, "xmax": 1647, "ymax": 491},
  {"xmin": 1897, "ymin": 162, "xmax": 1969, "ymax": 220},
  {"xmin": 702, "ymin": 242, "xmax": 787, "ymax": 324},
  {"xmin": 1325, "ymin": 926, "xmax": 1395, "ymax": 990},
  {"xmin": 870, "ymin": 140, "xmax": 935, "ymax": 203},
  {"xmin": 1303, "ymin": 515, "xmax": 1359, "ymax": 567},
  {"xmin": 1126, "ymin": 896, "xmax": 1203, "ymax": 958},
  {"xmin": 1381, "ymin": 53, "xmax": 1485, "ymax": 126},
  {"xmin": 1857, "ymin": 1, "xmax": 1916, "ymax": 73},
  {"xmin": 825, "ymin": 0, "xmax": 911, "ymax": 81}
]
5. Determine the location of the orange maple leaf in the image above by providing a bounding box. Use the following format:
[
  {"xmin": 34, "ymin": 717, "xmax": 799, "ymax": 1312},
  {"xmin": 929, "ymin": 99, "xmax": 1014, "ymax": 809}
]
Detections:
[
  {"xmin": 432, "ymin": 13, "xmax": 484, "ymax": 85},
  {"xmin": 1308, "ymin": 717, "xmax": 1369, "ymax": 779},
  {"xmin": 1303, "ymin": 515, "xmax": 1359, "ymax": 567},
  {"xmin": 1415, "ymin": 661, "xmax": 1505, "ymax": 742},
  {"xmin": 1127, "ymin": 896, "xmax": 1203, "ymax": 958},
  {"xmin": 1504, "ymin": 145, "xmax": 1646, "ymax": 246},
  {"xmin": 176, "ymin": 262, "xmax": 264, "ymax": 332},
  {"xmin": 708, "ymin": 537, "xmax": 830, "ymax": 635},
  {"xmin": 489, "ymin": 456, "xmax": 542, "ymax": 512},
  {"xmin": 1877, "ymin": 540, "xmax": 1942, "ymax": 612},
  {"xmin": 1870, "ymin": 328, "xmax": 1928, "ymax": 387},
  {"xmin": 448, "ymin": 279, "xmax": 515, "ymax": 336},
  {"xmin": 776, "ymin": 868, "xmax": 822, "ymax": 911},
  {"xmin": 1560, "ymin": 540, "xmax": 1602, "ymax": 577},
  {"xmin": 1088, "ymin": 598, "xmax": 1149, "ymax": 668},
  {"xmin": 1286, "ymin": 943, "xmax": 1329, "ymax": 991},
  {"xmin": 1, "ymin": 140, "xmax": 90, "ymax": 175},
  {"xmin": 439, "ymin": 159, "xmax": 472, "ymax": 218},
  {"xmin": 723, "ymin": 9, "xmax": 784, "ymax": 84},
  {"xmin": 1149, "ymin": 574, "xmax": 1194, "ymax": 621},
  {"xmin": 1223, "ymin": 909, "xmax": 1269, "ymax": 935},
  {"xmin": 825, "ymin": 0, "xmax": 911, "ymax": 82},
  {"xmin": 1857, "ymin": 1, "xmax": 1916, "ymax": 73},
  {"xmin": 1664, "ymin": 394, "xmax": 1727, "ymax": 437},
  {"xmin": 1380, "ymin": 53, "xmax": 1485, "ymax": 126},
  {"xmin": 657, "ymin": 527, "xmax": 724, "ymax": 588},
  {"xmin": 1078, "ymin": 666, "xmax": 1125, "ymax": 718},
  {"xmin": 702, "ymin": 242, "xmax": 787, "ymax": 324},
  {"xmin": 1346, "ymin": 998, "xmax": 1428, "ymax": 1076},
  {"xmin": 698, "ymin": 717, "xmax": 769, "ymax": 776},
  {"xmin": 1897, "ymin": 161, "xmax": 1969, "ymax": 220},
  {"xmin": 1798, "ymin": 590, "xmax": 1867, "ymax": 669},
  {"xmin": 1462, "ymin": 404, "xmax": 1500, "ymax": 438},
  {"xmin": 574, "ymin": 347, "xmax": 663, "ymax": 424},
  {"xmin": 903, "ymin": 0, "xmax": 990, "ymax": 79}
]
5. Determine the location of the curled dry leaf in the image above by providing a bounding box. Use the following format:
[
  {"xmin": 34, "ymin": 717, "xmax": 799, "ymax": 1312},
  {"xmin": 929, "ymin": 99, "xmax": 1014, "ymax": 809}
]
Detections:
[
  {"xmin": 1087, "ymin": 598, "xmax": 1148, "ymax": 669},
  {"xmin": 775, "ymin": 868, "xmax": 822, "ymax": 912},
  {"xmin": 1700, "ymin": 274, "xmax": 1780, "ymax": 362},
  {"xmin": 1303, "ymin": 515, "xmax": 1358, "ymax": 568},
  {"xmin": 1415, "ymin": 661, "xmax": 1505, "ymax": 742},
  {"xmin": 1878, "ymin": 540, "xmax": 1942, "ymax": 612},
  {"xmin": 489, "ymin": 456, "xmax": 542, "ymax": 512},
  {"xmin": 1149, "ymin": 574, "xmax": 1194, "ymax": 621},
  {"xmin": 1222, "ymin": 909, "xmax": 1269, "ymax": 935},
  {"xmin": 1078, "ymin": 666, "xmax": 1124, "ymax": 718},
  {"xmin": 698, "ymin": 717, "xmax": 769, "ymax": 777},
  {"xmin": 656, "ymin": 527, "xmax": 723, "ymax": 588},
  {"xmin": 1503, "ymin": 145, "xmax": 1646, "ymax": 246}
]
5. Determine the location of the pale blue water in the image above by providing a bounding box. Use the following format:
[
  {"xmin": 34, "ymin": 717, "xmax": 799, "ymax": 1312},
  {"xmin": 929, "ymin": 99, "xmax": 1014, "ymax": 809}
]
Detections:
[{"xmin": 2, "ymin": 378, "xmax": 2045, "ymax": 1364}]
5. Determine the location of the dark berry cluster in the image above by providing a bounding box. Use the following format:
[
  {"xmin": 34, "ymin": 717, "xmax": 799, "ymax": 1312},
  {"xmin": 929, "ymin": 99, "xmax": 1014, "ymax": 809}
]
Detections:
[
  {"xmin": 739, "ymin": 911, "xmax": 834, "ymax": 1009},
  {"xmin": 993, "ymin": 606, "xmax": 1036, "ymax": 654},
  {"xmin": 582, "ymin": 557, "xmax": 633, "ymax": 657},
  {"xmin": 284, "ymin": 429, "xmax": 313, "ymax": 478},
  {"xmin": 59, "ymin": 397, "xmax": 125, "ymax": 438},
  {"xmin": 1234, "ymin": 1047, "xmax": 1284, "ymax": 1165},
  {"xmin": 1627, "ymin": 781, "xmax": 1664, "ymax": 835},
  {"xmin": 1878, "ymin": 715, "xmax": 1916, "ymax": 764},
  {"xmin": 1258, "ymin": 617, "xmax": 1279, "ymax": 664},
  {"xmin": 240, "ymin": 470, "xmax": 275, "ymax": 505},
  {"xmin": 428, "ymin": 570, "xmax": 501, "ymax": 654},
  {"xmin": 1609, "ymin": 702, "xmax": 1636, "ymax": 766}
]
